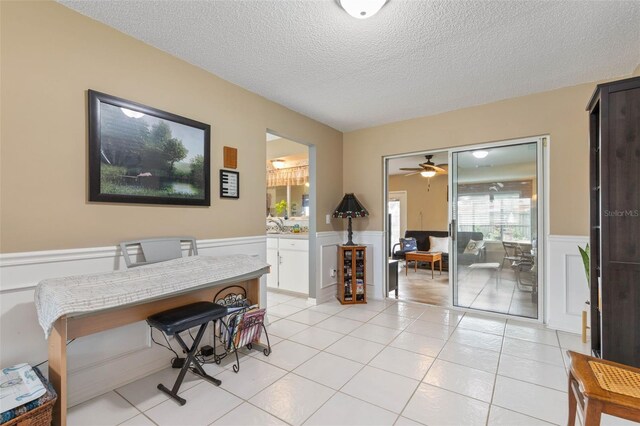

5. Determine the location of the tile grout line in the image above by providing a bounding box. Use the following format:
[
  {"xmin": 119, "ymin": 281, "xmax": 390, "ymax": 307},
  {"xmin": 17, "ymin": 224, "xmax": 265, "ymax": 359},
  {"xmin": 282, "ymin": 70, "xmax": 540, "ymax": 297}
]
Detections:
[
  {"xmin": 264, "ymin": 294, "xmax": 574, "ymax": 425},
  {"xmin": 394, "ymin": 309, "xmax": 467, "ymax": 424},
  {"xmin": 84, "ymin": 292, "xmax": 575, "ymax": 426},
  {"xmin": 485, "ymin": 325, "xmax": 507, "ymax": 425}
]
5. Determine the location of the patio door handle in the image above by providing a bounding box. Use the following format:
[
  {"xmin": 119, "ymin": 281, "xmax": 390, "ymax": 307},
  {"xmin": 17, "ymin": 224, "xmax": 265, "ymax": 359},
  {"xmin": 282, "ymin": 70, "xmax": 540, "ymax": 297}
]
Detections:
[{"xmin": 450, "ymin": 220, "xmax": 457, "ymax": 241}]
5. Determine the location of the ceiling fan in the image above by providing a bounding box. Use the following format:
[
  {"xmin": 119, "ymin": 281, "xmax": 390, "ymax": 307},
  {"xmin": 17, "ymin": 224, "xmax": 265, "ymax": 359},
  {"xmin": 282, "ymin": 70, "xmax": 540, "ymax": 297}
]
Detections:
[{"xmin": 399, "ymin": 155, "xmax": 447, "ymax": 177}]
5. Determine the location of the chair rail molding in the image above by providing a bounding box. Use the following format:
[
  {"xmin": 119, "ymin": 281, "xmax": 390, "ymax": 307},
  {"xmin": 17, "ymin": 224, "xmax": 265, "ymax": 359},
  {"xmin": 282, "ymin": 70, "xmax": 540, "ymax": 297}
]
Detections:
[
  {"xmin": 546, "ymin": 234, "xmax": 590, "ymax": 333},
  {"xmin": 0, "ymin": 236, "xmax": 266, "ymax": 407}
]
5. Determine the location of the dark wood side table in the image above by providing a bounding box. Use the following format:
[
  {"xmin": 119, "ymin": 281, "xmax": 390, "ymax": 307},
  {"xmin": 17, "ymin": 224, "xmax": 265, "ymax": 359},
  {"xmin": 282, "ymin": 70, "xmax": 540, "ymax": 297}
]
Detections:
[{"xmin": 388, "ymin": 259, "xmax": 399, "ymax": 298}]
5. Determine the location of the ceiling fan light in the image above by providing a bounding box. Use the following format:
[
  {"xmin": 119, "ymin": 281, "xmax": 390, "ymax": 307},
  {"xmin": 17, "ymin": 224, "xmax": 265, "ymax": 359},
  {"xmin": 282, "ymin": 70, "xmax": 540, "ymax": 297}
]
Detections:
[
  {"xmin": 339, "ymin": 0, "xmax": 387, "ymax": 19},
  {"xmin": 472, "ymin": 150, "xmax": 489, "ymax": 159},
  {"xmin": 421, "ymin": 170, "xmax": 436, "ymax": 178},
  {"xmin": 271, "ymin": 159, "xmax": 286, "ymax": 169}
]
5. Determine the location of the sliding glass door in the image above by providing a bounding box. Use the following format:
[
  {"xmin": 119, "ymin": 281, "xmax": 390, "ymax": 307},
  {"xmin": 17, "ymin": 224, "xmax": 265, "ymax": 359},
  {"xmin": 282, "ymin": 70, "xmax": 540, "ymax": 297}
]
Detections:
[{"xmin": 450, "ymin": 139, "xmax": 543, "ymax": 319}]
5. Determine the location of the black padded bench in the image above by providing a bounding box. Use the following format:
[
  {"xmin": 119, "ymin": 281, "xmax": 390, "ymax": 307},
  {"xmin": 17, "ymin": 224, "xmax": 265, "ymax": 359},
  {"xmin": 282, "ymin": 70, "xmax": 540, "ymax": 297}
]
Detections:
[{"xmin": 147, "ymin": 301, "xmax": 228, "ymax": 405}]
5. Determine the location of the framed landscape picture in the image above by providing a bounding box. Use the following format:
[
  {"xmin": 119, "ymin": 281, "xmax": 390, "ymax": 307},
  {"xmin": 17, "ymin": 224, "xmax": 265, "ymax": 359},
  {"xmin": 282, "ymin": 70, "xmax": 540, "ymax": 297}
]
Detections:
[{"xmin": 88, "ymin": 90, "xmax": 210, "ymax": 206}]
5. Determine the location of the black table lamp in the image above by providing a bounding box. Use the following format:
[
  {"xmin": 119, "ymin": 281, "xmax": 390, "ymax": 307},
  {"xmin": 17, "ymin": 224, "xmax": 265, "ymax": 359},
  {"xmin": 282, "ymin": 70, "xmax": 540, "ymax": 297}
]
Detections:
[{"xmin": 333, "ymin": 193, "xmax": 369, "ymax": 246}]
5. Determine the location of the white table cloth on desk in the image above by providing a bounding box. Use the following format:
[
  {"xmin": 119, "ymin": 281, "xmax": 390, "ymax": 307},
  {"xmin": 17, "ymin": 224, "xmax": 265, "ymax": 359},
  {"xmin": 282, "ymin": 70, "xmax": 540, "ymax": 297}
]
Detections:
[{"xmin": 34, "ymin": 254, "xmax": 269, "ymax": 339}]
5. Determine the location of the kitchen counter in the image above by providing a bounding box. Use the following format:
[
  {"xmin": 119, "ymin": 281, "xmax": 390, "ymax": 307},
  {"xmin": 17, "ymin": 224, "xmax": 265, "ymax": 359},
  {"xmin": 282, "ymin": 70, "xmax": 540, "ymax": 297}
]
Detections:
[{"xmin": 266, "ymin": 233, "xmax": 309, "ymax": 240}]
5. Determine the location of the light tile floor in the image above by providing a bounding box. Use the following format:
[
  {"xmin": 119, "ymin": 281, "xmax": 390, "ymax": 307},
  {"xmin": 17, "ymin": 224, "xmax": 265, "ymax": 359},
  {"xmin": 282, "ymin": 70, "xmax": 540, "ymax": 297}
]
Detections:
[
  {"xmin": 395, "ymin": 264, "xmax": 538, "ymax": 319},
  {"xmin": 69, "ymin": 291, "xmax": 630, "ymax": 426}
]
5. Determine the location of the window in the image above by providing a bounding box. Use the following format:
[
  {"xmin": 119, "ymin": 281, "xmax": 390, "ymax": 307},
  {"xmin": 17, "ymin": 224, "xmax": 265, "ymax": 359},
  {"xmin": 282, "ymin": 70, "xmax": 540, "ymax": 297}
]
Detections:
[{"xmin": 457, "ymin": 192, "xmax": 532, "ymax": 241}]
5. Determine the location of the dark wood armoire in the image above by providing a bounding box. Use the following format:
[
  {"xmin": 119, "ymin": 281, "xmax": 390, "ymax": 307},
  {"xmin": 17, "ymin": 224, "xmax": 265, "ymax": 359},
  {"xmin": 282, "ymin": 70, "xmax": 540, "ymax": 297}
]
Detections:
[{"xmin": 587, "ymin": 75, "xmax": 640, "ymax": 367}]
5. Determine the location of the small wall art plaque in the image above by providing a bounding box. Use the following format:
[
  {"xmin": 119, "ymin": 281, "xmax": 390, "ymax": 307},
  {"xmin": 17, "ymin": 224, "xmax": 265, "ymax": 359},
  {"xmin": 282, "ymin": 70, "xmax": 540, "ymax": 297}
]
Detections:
[{"xmin": 220, "ymin": 170, "xmax": 239, "ymax": 199}]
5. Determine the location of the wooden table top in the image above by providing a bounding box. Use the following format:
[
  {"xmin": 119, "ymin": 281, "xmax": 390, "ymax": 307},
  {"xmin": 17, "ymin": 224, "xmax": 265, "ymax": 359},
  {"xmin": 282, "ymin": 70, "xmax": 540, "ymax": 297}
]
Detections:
[{"xmin": 406, "ymin": 251, "xmax": 442, "ymax": 260}]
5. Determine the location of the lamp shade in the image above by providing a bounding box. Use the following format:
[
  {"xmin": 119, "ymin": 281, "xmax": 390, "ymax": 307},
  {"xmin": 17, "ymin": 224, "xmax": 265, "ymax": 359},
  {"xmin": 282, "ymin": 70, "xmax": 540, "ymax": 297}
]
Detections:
[{"xmin": 333, "ymin": 193, "xmax": 369, "ymax": 218}]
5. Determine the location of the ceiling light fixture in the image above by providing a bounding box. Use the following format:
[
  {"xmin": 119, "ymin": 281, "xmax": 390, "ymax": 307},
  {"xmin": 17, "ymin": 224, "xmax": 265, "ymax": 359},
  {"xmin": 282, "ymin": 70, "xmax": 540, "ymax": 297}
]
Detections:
[
  {"xmin": 120, "ymin": 107, "xmax": 145, "ymax": 119},
  {"xmin": 271, "ymin": 159, "xmax": 286, "ymax": 169},
  {"xmin": 472, "ymin": 150, "xmax": 489, "ymax": 159},
  {"xmin": 420, "ymin": 170, "xmax": 436, "ymax": 178},
  {"xmin": 339, "ymin": 0, "xmax": 387, "ymax": 19}
]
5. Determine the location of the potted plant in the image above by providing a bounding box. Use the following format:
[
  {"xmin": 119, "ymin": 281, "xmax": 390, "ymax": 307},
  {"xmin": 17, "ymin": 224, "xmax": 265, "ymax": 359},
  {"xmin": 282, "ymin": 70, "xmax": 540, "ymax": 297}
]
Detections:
[
  {"xmin": 578, "ymin": 244, "xmax": 590, "ymax": 343},
  {"xmin": 275, "ymin": 200, "xmax": 288, "ymax": 219}
]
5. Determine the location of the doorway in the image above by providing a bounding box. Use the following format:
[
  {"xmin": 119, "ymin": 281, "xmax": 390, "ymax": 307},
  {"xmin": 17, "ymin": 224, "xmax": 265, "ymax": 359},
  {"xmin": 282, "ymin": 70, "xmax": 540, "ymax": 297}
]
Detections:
[
  {"xmin": 388, "ymin": 191, "xmax": 407, "ymax": 255},
  {"xmin": 266, "ymin": 132, "xmax": 314, "ymax": 298},
  {"xmin": 383, "ymin": 137, "xmax": 545, "ymax": 321},
  {"xmin": 385, "ymin": 152, "xmax": 450, "ymax": 305}
]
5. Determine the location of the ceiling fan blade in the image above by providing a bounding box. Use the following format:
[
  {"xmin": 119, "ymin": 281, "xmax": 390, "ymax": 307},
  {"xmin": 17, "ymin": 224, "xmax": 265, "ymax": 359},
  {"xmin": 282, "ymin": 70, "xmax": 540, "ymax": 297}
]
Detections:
[
  {"xmin": 418, "ymin": 163, "xmax": 447, "ymax": 173},
  {"xmin": 399, "ymin": 167, "xmax": 422, "ymax": 171},
  {"xmin": 403, "ymin": 171, "xmax": 421, "ymax": 176}
]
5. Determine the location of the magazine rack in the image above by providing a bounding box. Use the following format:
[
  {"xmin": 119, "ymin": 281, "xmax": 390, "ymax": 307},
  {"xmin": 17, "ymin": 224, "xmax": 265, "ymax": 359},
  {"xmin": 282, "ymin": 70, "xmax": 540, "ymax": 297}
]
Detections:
[{"xmin": 213, "ymin": 285, "xmax": 271, "ymax": 372}]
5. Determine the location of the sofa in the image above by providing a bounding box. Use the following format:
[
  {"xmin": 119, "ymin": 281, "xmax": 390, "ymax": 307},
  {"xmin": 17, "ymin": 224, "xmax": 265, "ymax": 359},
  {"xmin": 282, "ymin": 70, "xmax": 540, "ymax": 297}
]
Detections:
[{"xmin": 394, "ymin": 230, "xmax": 485, "ymax": 271}]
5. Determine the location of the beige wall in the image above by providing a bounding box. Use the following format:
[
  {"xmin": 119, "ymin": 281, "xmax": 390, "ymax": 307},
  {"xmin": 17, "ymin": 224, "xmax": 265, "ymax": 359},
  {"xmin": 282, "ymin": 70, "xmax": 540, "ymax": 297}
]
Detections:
[
  {"xmin": 388, "ymin": 174, "xmax": 448, "ymax": 231},
  {"xmin": 344, "ymin": 82, "xmax": 617, "ymax": 236},
  {"xmin": 0, "ymin": 1, "xmax": 342, "ymax": 253}
]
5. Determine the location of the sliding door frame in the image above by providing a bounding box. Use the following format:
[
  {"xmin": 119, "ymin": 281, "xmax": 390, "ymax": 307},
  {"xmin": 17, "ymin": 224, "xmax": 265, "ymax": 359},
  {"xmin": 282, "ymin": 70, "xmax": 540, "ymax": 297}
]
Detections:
[
  {"xmin": 382, "ymin": 150, "xmax": 446, "ymax": 298},
  {"xmin": 447, "ymin": 135, "xmax": 548, "ymax": 323}
]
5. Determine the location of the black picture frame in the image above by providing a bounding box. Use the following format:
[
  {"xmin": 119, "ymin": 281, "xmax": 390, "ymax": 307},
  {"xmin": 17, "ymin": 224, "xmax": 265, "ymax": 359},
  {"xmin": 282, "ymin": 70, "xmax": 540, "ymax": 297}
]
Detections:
[
  {"xmin": 88, "ymin": 90, "xmax": 211, "ymax": 206},
  {"xmin": 220, "ymin": 170, "xmax": 239, "ymax": 199}
]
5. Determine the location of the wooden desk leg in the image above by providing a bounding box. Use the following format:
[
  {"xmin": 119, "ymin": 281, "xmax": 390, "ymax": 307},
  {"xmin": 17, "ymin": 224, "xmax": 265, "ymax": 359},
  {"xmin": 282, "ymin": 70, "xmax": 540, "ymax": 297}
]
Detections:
[
  {"xmin": 414, "ymin": 260, "xmax": 417, "ymax": 273},
  {"xmin": 439, "ymin": 258, "xmax": 442, "ymax": 275},
  {"xmin": 49, "ymin": 318, "xmax": 67, "ymax": 426},
  {"xmin": 431, "ymin": 261, "xmax": 434, "ymax": 279},
  {"xmin": 568, "ymin": 374, "xmax": 577, "ymax": 426},
  {"xmin": 246, "ymin": 277, "xmax": 260, "ymax": 307}
]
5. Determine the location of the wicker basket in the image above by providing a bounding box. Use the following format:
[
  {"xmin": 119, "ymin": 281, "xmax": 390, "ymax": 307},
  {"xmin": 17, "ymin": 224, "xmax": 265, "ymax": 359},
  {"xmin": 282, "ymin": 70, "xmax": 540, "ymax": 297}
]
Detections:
[
  {"xmin": 1, "ymin": 368, "xmax": 56, "ymax": 426},
  {"xmin": 2, "ymin": 398, "xmax": 55, "ymax": 426}
]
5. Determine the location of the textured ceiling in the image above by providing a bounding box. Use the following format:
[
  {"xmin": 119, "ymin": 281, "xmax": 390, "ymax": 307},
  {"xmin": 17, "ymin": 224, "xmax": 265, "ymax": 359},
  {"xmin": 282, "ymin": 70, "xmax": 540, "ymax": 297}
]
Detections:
[{"xmin": 59, "ymin": 1, "xmax": 640, "ymax": 131}]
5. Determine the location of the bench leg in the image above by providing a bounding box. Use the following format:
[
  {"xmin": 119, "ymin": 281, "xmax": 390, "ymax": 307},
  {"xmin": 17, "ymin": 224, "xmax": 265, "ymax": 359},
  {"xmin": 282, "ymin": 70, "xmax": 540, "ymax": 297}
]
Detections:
[
  {"xmin": 568, "ymin": 374, "xmax": 577, "ymax": 426},
  {"xmin": 158, "ymin": 322, "xmax": 221, "ymax": 405}
]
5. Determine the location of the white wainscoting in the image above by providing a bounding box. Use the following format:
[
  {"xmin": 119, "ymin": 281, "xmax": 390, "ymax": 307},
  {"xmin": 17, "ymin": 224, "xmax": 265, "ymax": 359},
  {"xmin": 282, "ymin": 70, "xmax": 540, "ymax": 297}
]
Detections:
[
  {"xmin": 546, "ymin": 235, "xmax": 590, "ymax": 333},
  {"xmin": 314, "ymin": 231, "xmax": 385, "ymax": 303},
  {"xmin": 0, "ymin": 236, "xmax": 266, "ymax": 407},
  {"xmin": 315, "ymin": 231, "xmax": 343, "ymax": 304},
  {"xmin": 353, "ymin": 231, "xmax": 385, "ymax": 300}
]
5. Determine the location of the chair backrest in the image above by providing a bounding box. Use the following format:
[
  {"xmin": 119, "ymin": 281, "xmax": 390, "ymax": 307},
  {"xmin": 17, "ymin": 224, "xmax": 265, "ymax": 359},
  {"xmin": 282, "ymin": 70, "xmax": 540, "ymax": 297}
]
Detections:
[
  {"xmin": 502, "ymin": 241, "xmax": 522, "ymax": 257},
  {"xmin": 120, "ymin": 237, "xmax": 198, "ymax": 268}
]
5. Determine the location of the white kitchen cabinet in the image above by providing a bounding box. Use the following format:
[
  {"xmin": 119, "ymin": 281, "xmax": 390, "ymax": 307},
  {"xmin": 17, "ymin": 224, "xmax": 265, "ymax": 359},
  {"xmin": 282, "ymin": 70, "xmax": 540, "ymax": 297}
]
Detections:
[
  {"xmin": 278, "ymin": 238, "xmax": 309, "ymax": 294},
  {"xmin": 266, "ymin": 236, "xmax": 309, "ymax": 295},
  {"xmin": 266, "ymin": 238, "xmax": 279, "ymax": 289}
]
